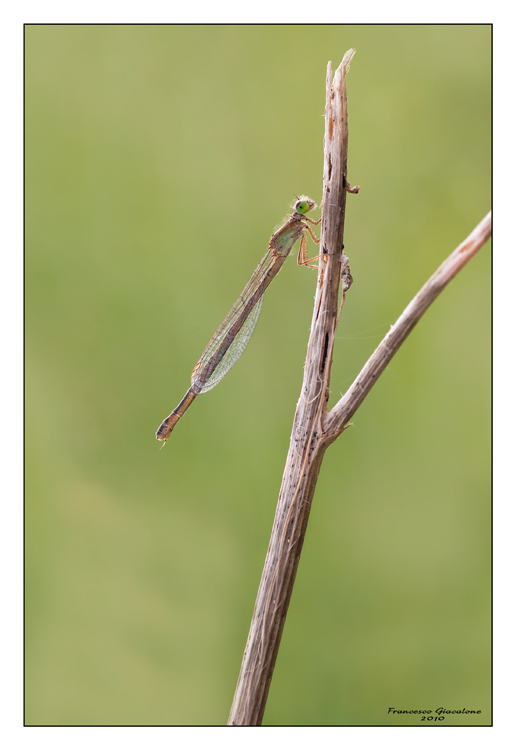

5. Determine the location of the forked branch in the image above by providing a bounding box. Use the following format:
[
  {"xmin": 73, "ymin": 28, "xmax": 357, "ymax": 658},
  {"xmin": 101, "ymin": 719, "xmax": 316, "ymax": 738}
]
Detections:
[{"xmin": 228, "ymin": 49, "xmax": 491, "ymax": 726}]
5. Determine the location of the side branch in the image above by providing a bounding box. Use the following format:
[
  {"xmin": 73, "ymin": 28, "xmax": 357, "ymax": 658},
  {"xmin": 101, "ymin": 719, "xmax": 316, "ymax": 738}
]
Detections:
[{"xmin": 322, "ymin": 211, "xmax": 492, "ymax": 443}]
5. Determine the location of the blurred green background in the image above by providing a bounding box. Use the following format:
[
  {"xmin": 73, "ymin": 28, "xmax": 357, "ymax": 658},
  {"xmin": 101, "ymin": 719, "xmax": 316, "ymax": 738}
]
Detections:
[{"xmin": 25, "ymin": 25, "xmax": 491, "ymax": 726}]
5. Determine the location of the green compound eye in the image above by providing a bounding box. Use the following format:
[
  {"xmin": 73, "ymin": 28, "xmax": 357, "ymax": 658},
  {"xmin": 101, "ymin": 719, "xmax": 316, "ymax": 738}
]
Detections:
[{"xmin": 295, "ymin": 200, "xmax": 309, "ymax": 214}]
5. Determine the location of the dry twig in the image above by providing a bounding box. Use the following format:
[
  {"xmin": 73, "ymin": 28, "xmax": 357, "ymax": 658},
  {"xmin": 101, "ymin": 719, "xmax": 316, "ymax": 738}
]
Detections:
[{"xmin": 227, "ymin": 49, "xmax": 491, "ymax": 726}]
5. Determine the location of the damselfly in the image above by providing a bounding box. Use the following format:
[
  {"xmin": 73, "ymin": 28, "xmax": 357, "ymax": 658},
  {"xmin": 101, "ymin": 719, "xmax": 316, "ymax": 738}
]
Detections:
[{"xmin": 156, "ymin": 197, "xmax": 321, "ymax": 441}]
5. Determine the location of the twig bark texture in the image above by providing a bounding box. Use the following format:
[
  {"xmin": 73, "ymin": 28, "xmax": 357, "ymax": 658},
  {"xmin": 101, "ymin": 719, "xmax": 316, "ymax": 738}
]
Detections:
[{"xmin": 227, "ymin": 49, "xmax": 491, "ymax": 726}]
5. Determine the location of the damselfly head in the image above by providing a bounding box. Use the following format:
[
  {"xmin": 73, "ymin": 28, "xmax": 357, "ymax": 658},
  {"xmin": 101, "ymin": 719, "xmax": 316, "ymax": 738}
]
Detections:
[{"xmin": 293, "ymin": 196, "xmax": 316, "ymax": 215}]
